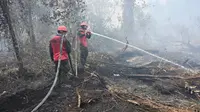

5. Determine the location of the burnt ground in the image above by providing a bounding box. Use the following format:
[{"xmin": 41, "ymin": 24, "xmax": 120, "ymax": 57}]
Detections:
[{"xmin": 0, "ymin": 52, "xmax": 200, "ymax": 112}]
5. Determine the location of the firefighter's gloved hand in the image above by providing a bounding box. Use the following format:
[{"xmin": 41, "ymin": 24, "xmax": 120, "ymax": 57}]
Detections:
[{"xmin": 86, "ymin": 32, "xmax": 91, "ymax": 39}]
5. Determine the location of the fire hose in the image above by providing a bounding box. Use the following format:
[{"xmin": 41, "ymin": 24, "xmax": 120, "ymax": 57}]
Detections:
[
  {"xmin": 31, "ymin": 31, "xmax": 198, "ymax": 111},
  {"xmin": 31, "ymin": 34, "xmax": 68, "ymax": 112}
]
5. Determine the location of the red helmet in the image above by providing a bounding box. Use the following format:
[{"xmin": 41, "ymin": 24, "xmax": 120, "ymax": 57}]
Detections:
[
  {"xmin": 57, "ymin": 26, "xmax": 67, "ymax": 32},
  {"xmin": 80, "ymin": 22, "xmax": 88, "ymax": 26}
]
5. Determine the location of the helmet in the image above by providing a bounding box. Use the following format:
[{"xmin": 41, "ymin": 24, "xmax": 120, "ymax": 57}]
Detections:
[
  {"xmin": 80, "ymin": 22, "xmax": 88, "ymax": 26},
  {"xmin": 57, "ymin": 26, "xmax": 67, "ymax": 32}
]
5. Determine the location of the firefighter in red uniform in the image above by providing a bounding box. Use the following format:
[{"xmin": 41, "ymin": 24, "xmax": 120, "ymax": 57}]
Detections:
[
  {"xmin": 49, "ymin": 26, "xmax": 71, "ymax": 86},
  {"xmin": 77, "ymin": 22, "xmax": 91, "ymax": 70}
]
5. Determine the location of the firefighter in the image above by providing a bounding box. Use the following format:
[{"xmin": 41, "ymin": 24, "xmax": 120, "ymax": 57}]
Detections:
[
  {"xmin": 77, "ymin": 22, "xmax": 91, "ymax": 70},
  {"xmin": 49, "ymin": 26, "xmax": 71, "ymax": 87}
]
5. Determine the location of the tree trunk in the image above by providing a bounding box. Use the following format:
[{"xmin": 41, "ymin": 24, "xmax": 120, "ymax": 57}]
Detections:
[
  {"xmin": 0, "ymin": 0, "xmax": 24, "ymax": 72},
  {"xmin": 122, "ymin": 0, "xmax": 135, "ymax": 39},
  {"xmin": 18, "ymin": 0, "xmax": 36, "ymax": 50},
  {"xmin": 28, "ymin": 0, "xmax": 36, "ymax": 49}
]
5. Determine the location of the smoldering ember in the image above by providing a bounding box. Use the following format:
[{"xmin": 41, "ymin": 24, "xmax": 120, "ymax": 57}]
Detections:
[{"xmin": 0, "ymin": 0, "xmax": 200, "ymax": 112}]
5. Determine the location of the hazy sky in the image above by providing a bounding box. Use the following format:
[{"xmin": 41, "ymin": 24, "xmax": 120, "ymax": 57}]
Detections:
[
  {"xmin": 148, "ymin": 0, "xmax": 200, "ymax": 26},
  {"xmin": 87, "ymin": 0, "xmax": 200, "ymax": 36},
  {"xmin": 86, "ymin": 0, "xmax": 200, "ymax": 50},
  {"xmin": 87, "ymin": 0, "xmax": 200, "ymax": 27}
]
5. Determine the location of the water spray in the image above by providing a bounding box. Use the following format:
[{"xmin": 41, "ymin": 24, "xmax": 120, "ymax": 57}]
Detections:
[{"xmin": 91, "ymin": 32, "xmax": 196, "ymax": 74}]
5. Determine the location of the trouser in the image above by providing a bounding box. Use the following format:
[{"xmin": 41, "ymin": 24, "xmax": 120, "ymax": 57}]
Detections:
[
  {"xmin": 80, "ymin": 44, "xmax": 88, "ymax": 67},
  {"xmin": 54, "ymin": 60, "xmax": 70, "ymax": 87}
]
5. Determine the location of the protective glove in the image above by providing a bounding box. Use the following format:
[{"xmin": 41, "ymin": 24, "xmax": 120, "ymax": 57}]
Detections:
[{"xmin": 86, "ymin": 32, "xmax": 91, "ymax": 39}]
